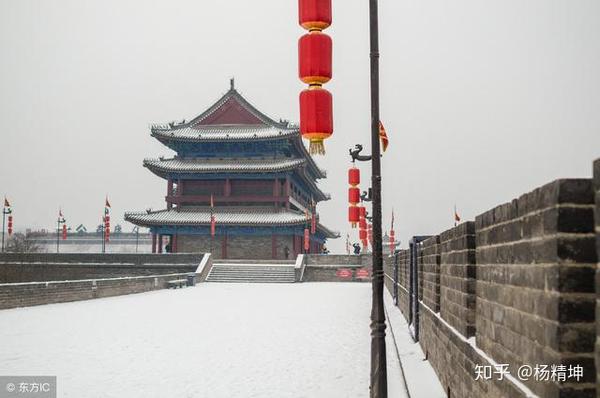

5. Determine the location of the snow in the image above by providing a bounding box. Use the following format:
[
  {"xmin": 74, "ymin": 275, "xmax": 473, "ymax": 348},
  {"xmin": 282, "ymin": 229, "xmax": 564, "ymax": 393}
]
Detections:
[
  {"xmin": 0, "ymin": 282, "xmax": 444, "ymax": 397},
  {"xmin": 383, "ymin": 291, "xmax": 446, "ymax": 398},
  {"xmin": 0, "ymin": 284, "xmax": 368, "ymax": 397}
]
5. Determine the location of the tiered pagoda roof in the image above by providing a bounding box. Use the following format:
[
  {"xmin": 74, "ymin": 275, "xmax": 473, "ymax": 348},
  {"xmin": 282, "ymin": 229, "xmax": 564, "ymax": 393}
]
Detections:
[
  {"xmin": 126, "ymin": 81, "xmax": 338, "ymax": 241},
  {"xmin": 125, "ymin": 207, "xmax": 337, "ymax": 238},
  {"xmin": 149, "ymin": 87, "xmax": 326, "ymax": 181}
]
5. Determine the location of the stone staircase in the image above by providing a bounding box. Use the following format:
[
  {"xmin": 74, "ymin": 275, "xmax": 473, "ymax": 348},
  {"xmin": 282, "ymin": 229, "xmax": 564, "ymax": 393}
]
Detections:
[{"xmin": 206, "ymin": 259, "xmax": 296, "ymax": 283}]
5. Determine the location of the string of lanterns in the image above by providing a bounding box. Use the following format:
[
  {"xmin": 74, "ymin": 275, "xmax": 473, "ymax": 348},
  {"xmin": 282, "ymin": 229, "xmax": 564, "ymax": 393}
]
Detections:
[{"xmin": 298, "ymin": 0, "xmax": 333, "ymax": 155}]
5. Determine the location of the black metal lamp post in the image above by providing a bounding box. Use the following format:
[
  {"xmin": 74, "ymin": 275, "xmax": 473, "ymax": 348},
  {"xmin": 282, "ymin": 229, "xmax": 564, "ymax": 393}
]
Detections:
[
  {"xmin": 349, "ymin": 1, "xmax": 387, "ymax": 394},
  {"xmin": 368, "ymin": 0, "xmax": 387, "ymax": 395}
]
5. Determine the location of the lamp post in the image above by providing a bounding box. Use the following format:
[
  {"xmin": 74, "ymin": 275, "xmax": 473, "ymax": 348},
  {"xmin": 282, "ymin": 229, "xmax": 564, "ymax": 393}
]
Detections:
[{"xmin": 368, "ymin": 0, "xmax": 387, "ymax": 396}]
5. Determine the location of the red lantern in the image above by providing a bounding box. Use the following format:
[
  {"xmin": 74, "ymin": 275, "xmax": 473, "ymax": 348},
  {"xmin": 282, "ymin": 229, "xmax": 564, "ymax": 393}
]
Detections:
[
  {"xmin": 348, "ymin": 187, "xmax": 360, "ymax": 205},
  {"xmin": 359, "ymin": 229, "xmax": 367, "ymax": 240},
  {"xmin": 299, "ymin": 87, "xmax": 333, "ymax": 155},
  {"xmin": 62, "ymin": 224, "xmax": 67, "ymax": 240},
  {"xmin": 304, "ymin": 228, "xmax": 310, "ymax": 252},
  {"xmin": 299, "ymin": 0, "xmax": 332, "ymax": 31},
  {"xmin": 348, "ymin": 206, "xmax": 359, "ymax": 226},
  {"xmin": 348, "ymin": 167, "xmax": 360, "ymax": 187},
  {"xmin": 7, "ymin": 215, "xmax": 12, "ymax": 236},
  {"xmin": 299, "ymin": 31, "xmax": 332, "ymax": 85},
  {"xmin": 359, "ymin": 206, "xmax": 366, "ymax": 219},
  {"xmin": 359, "ymin": 219, "xmax": 367, "ymax": 231}
]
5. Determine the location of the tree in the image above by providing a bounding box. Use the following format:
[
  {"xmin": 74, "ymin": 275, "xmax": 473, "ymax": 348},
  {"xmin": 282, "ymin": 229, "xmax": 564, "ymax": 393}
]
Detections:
[{"xmin": 5, "ymin": 233, "xmax": 44, "ymax": 253}]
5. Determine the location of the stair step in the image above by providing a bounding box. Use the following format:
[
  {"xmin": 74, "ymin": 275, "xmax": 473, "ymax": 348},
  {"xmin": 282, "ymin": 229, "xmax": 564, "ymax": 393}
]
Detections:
[{"xmin": 206, "ymin": 263, "xmax": 296, "ymax": 283}]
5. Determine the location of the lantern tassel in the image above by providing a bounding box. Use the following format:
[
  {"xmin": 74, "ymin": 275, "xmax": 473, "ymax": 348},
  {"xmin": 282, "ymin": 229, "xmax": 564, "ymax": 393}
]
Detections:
[{"xmin": 309, "ymin": 139, "xmax": 326, "ymax": 155}]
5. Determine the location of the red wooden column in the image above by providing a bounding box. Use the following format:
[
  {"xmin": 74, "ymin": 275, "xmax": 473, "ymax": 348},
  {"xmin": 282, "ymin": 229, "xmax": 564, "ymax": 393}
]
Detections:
[
  {"xmin": 152, "ymin": 233, "xmax": 157, "ymax": 253},
  {"xmin": 158, "ymin": 235, "xmax": 163, "ymax": 253},
  {"xmin": 172, "ymin": 234, "xmax": 178, "ymax": 253},
  {"xmin": 222, "ymin": 234, "xmax": 228, "ymax": 259},
  {"xmin": 224, "ymin": 179, "xmax": 231, "ymax": 197}
]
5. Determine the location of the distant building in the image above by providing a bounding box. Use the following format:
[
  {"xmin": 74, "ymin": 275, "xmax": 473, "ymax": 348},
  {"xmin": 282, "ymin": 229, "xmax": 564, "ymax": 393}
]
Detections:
[{"xmin": 125, "ymin": 82, "xmax": 337, "ymax": 259}]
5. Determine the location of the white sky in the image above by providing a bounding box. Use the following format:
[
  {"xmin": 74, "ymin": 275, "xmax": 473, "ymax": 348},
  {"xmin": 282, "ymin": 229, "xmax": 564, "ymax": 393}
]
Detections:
[{"xmin": 1, "ymin": 0, "xmax": 599, "ymax": 253}]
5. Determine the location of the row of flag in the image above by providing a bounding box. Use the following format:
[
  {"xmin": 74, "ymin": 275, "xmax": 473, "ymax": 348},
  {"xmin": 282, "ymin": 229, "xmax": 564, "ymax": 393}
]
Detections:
[{"xmin": 2, "ymin": 196, "xmax": 113, "ymax": 242}]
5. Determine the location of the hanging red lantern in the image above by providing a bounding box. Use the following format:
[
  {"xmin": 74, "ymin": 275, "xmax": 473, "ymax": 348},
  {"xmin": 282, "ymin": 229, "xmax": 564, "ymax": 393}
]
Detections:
[
  {"xmin": 299, "ymin": 87, "xmax": 333, "ymax": 155},
  {"xmin": 7, "ymin": 215, "xmax": 13, "ymax": 236},
  {"xmin": 348, "ymin": 187, "xmax": 360, "ymax": 205},
  {"xmin": 304, "ymin": 228, "xmax": 310, "ymax": 252},
  {"xmin": 359, "ymin": 206, "xmax": 366, "ymax": 219},
  {"xmin": 348, "ymin": 167, "xmax": 360, "ymax": 187},
  {"xmin": 349, "ymin": 206, "xmax": 359, "ymax": 227},
  {"xmin": 359, "ymin": 217, "xmax": 367, "ymax": 230},
  {"xmin": 349, "ymin": 207, "xmax": 359, "ymax": 225},
  {"xmin": 359, "ymin": 228, "xmax": 367, "ymax": 241},
  {"xmin": 299, "ymin": 0, "xmax": 332, "ymax": 31},
  {"xmin": 299, "ymin": 31, "xmax": 332, "ymax": 85},
  {"xmin": 62, "ymin": 224, "xmax": 67, "ymax": 240}
]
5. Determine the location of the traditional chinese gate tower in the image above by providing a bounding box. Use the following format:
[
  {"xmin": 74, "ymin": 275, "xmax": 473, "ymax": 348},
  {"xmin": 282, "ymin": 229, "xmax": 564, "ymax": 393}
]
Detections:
[{"xmin": 125, "ymin": 81, "xmax": 337, "ymax": 259}]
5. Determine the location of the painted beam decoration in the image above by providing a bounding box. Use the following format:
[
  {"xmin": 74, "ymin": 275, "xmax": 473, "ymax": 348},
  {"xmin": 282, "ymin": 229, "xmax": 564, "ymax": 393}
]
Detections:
[{"xmin": 298, "ymin": 0, "xmax": 333, "ymax": 155}]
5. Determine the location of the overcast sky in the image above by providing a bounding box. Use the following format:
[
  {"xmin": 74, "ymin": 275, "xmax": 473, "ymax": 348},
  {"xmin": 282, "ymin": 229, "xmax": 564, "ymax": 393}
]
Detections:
[{"xmin": 1, "ymin": 0, "xmax": 599, "ymax": 253}]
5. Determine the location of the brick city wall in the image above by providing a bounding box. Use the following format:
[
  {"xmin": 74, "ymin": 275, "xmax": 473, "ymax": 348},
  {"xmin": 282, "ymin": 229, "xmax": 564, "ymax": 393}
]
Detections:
[
  {"xmin": 177, "ymin": 235, "xmax": 296, "ymax": 260},
  {"xmin": 384, "ymin": 249, "xmax": 410, "ymax": 318},
  {"xmin": 595, "ymin": 159, "xmax": 600, "ymax": 397},
  {"xmin": 420, "ymin": 236, "xmax": 440, "ymax": 312},
  {"xmin": 0, "ymin": 253, "xmax": 202, "ymax": 283},
  {"xmin": 440, "ymin": 221, "xmax": 477, "ymax": 338},
  {"xmin": 0, "ymin": 272, "xmax": 193, "ymax": 310},
  {"xmin": 302, "ymin": 254, "xmax": 371, "ymax": 282},
  {"xmin": 384, "ymin": 166, "xmax": 599, "ymax": 398}
]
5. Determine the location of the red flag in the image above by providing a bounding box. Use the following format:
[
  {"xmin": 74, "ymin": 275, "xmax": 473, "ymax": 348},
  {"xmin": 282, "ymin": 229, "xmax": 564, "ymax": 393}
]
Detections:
[
  {"xmin": 454, "ymin": 205, "xmax": 461, "ymax": 225},
  {"xmin": 379, "ymin": 121, "xmax": 389, "ymax": 152},
  {"xmin": 3, "ymin": 197, "xmax": 9, "ymax": 207}
]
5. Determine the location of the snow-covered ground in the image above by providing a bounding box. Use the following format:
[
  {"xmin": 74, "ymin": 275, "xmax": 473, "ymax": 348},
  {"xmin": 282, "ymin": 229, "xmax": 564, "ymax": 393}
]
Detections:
[{"xmin": 0, "ymin": 283, "xmax": 443, "ymax": 397}]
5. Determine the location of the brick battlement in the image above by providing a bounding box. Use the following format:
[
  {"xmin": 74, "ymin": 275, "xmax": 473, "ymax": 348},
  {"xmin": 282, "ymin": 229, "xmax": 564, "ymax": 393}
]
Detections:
[{"xmin": 384, "ymin": 159, "xmax": 600, "ymax": 398}]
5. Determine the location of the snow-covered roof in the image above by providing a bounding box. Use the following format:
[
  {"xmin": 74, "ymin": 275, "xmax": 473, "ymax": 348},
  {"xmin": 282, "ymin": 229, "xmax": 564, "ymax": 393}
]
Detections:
[
  {"xmin": 151, "ymin": 124, "xmax": 298, "ymax": 142},
  {"xmin": 144, "ymin": 157, "xmax": 306, "ymax": 176},
  {"xmin": 124, "ymin": 207, "xmax": 339, "ymax": 238}
]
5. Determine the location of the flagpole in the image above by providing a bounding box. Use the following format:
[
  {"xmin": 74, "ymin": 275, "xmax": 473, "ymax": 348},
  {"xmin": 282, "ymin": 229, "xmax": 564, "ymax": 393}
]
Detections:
[
  {"xmin": 101, "ymin": 212, "xmax": 106, "ymax": 254},
  {"xmin": 1, "ymin": 209, "xmax": 5, "ymax": 253},
  {"xmin": 56, "ymin": 213, "xmax": 60, "ymax": 254}
]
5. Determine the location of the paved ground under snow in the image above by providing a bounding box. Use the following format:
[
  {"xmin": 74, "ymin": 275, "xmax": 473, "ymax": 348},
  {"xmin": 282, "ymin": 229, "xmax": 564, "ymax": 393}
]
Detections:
[
  {"xmin": 0, "ymin": 283, "xmax": 443, "ymax": 398},
  {"xmin": 0, "ymin": 284, "xmax": 375, "ymax": 397}
]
